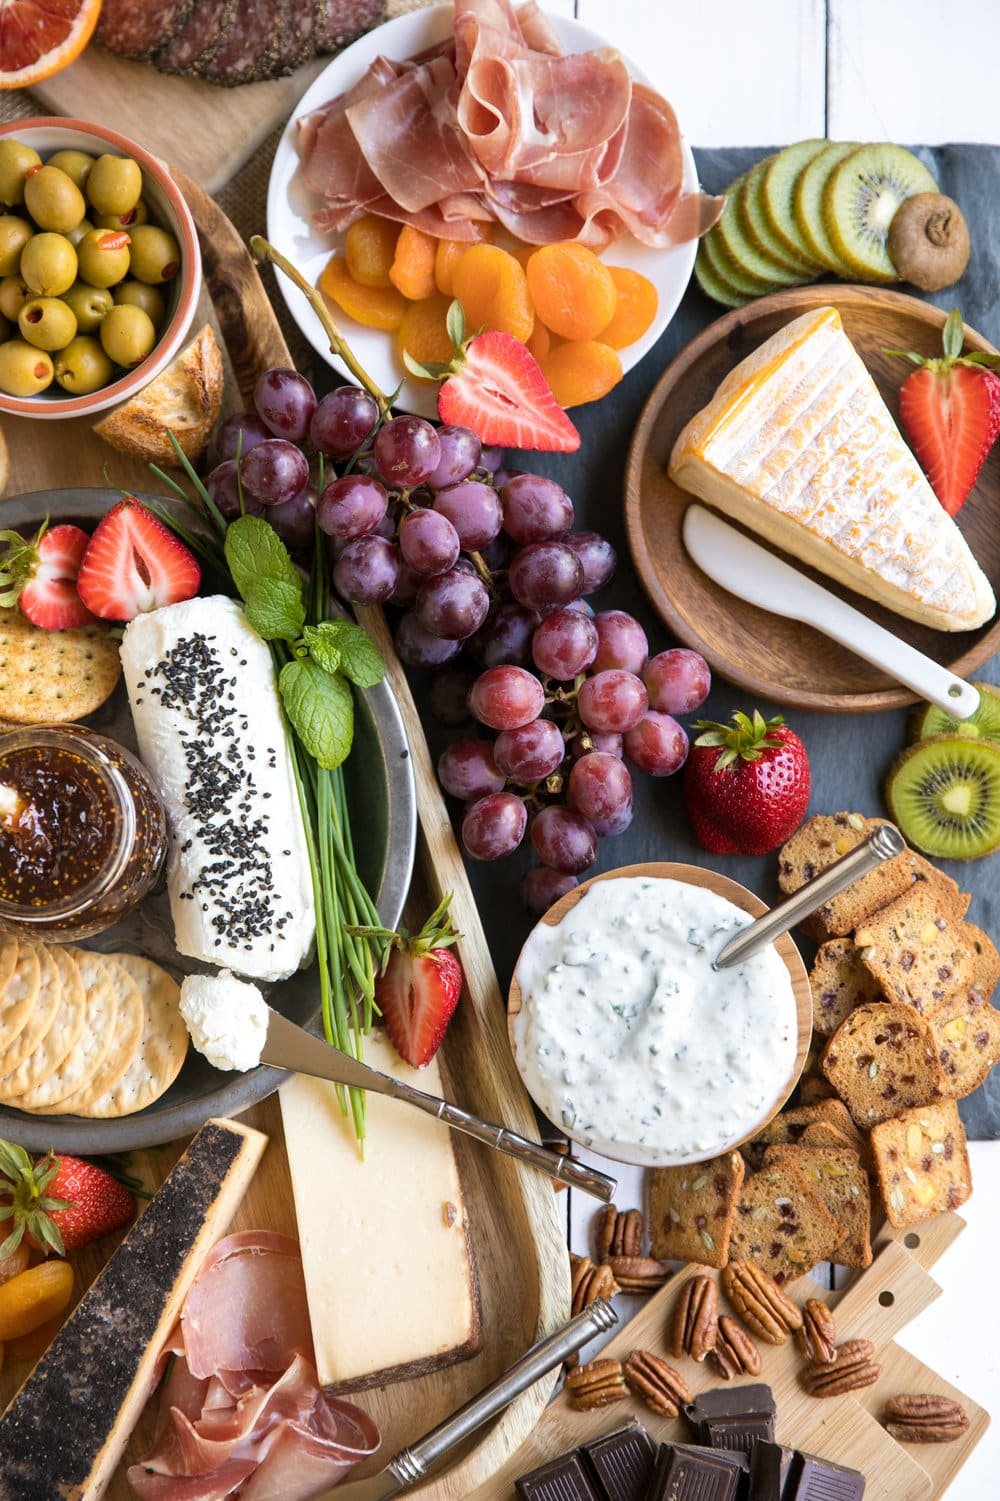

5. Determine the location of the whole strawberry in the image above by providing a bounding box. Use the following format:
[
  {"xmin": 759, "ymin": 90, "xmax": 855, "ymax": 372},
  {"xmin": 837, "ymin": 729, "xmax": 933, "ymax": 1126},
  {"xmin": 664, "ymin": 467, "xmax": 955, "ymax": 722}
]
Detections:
[
  {"xmin": 352, "ymin": 895, "xmax": 463, "ymax": 1068},
  {"xmin": 683, "ymin": 709, "xmax": 810, "ymax": 857},
  {"xmin": 0, "ymin": 1141, "xmax": 135, "ymax": 1257}
]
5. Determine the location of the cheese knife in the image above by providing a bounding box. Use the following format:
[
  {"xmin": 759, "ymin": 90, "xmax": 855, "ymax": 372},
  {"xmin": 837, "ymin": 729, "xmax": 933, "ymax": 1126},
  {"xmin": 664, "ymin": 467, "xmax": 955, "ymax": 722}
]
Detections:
[
  {"xmin": 682, "ymin": 505, "xmax": 981, "ymax": 719},
  {"xmin": 262, "ymin": 1007, "xmax": 616, "ymax": 1200}
]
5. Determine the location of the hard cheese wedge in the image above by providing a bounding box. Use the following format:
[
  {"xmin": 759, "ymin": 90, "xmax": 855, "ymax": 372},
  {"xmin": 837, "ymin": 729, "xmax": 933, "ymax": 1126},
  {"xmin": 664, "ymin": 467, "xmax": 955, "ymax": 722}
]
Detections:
[
  {"xmin": 669, "ymin": 307, "xmax": 996, "ymax": 632},
  {"xmin": 280, "ymin": 1030, "xmax": 482, "ymax": 1390}
]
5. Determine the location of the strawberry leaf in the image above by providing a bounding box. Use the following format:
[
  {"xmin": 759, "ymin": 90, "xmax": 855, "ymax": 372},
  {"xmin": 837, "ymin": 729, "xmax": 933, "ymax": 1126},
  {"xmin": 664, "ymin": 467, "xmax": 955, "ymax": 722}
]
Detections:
[
  {"xmin": 446, "ymin": 298, "xmax": 466, "ymax": 350},
  {"xmin": 402, "ymin": 350, "xmax": 436, "ymax": 381},
  {"xmin": 942, "ymin": 307, "xmax": 965, "ymax": 361}
]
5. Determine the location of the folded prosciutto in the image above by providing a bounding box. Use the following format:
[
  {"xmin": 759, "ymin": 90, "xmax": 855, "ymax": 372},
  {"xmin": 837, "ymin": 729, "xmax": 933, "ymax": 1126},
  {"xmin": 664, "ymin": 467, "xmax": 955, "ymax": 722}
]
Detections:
[
  {"xmin": 128, "ymin": 1233, "xmax": 380, "ymax": 1501},
  {"xmin": 298, "ymin": 0, "xmax": 722, "ymax": 251}
]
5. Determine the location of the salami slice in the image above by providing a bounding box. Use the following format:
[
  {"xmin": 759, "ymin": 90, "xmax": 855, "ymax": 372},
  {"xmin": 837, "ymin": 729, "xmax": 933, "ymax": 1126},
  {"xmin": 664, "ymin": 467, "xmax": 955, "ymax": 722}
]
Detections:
[
  {"xmin": 155, "ymin": 0, "xmax": 237, "ymax": 74},
  {"xmin": 201, "ymin": 0, "xmax": 291, "ymax": 84},
  {"xmin": 315, "ymin": 0, "xmax": 384, "ymax": 53},
  {"xmin": 97, "ymin": 0, "xmax": 195, "ymax": 59}
]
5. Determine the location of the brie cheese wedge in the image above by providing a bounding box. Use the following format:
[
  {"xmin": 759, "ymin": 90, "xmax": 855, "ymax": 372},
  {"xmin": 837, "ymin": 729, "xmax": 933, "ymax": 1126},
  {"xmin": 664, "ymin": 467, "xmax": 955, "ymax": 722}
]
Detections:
[{"xmin": 669, "ymin": 307, "xmax": 995, "ymax": 632}]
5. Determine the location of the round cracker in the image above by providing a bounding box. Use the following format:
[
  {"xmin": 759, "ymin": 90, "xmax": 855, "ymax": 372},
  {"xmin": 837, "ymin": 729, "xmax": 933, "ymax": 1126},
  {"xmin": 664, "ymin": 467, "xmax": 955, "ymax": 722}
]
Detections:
[
  {"xmin": 0, "ymin": 942, "xmax": 61, "ymax": 1076},
  {"xmin": 80, "ymin": 952, "xmax": 188, "ymax": 1119},
  {"xmin": 0, "ymin": 946, "xmax": 86, "ymax": 1099},
  {"xmin": 14, "ymin": 949, "xmax": 118, "ymax": 1110},
  {"xmin": 41, "ymin": 955, "xmax": 144, "ymax": 1115},
  {"xmin": 0, "ymin": 608, "xmax": 121, "ymax": 724},
  {"xmin": 0, "ymin": 940, "xmax": 39, "ymax": 1053}
]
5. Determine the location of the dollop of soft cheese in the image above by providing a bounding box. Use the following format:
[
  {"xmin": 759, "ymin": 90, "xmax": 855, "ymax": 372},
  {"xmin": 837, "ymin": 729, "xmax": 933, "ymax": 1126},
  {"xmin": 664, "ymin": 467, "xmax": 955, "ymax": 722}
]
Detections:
[
  {"xmin": 180, "ymin": 970, "xmax": 269, "ymax": 1072},
  {"xmin": 513, "ymin": 876, "xmax": 797, "ymax": 1165}
]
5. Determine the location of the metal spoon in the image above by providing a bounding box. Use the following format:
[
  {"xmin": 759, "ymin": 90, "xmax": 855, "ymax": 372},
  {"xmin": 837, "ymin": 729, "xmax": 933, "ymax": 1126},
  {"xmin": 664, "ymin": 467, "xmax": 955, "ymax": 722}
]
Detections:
[{"xmin": 713, "ymin": 823, "xmax": 906, "ymax": 969}]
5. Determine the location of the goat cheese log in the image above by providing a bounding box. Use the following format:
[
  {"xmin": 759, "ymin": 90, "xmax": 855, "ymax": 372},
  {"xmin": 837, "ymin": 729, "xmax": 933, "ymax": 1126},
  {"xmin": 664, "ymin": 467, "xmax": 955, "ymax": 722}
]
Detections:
[{"xmin": 120, "ymin": 595, "xmax": 316, "ymax": 982}]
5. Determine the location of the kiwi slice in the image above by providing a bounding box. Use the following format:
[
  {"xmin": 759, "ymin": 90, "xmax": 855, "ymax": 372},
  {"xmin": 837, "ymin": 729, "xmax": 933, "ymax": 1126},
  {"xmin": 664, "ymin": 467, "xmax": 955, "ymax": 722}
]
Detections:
[
  {"xmin": 694, "ymin": 244, "xmax": 747, "ymax": 308},
  {"xmin": 910, "ymin": 681, "xmax": 1000, "ymax": 744},
  {"xmin": 761, "ymin": 140, "xmax": 829, "ymax": 268},
  {"xmin": 886, "ymin": 734, "xmax": 1000, "ymax": 860},
  {"xmin": 715, "ymin": 172, "xmax": 816, "ymax": 292},
  {"xmin": 823, "ymin": 143, "xmax": 938, "ymax": 282},
  {"xmin": 739, "ymin": 162, "xmax": 819, "ymax": 281},
  {"xmin": 702, "ymin": 224, "xmax": 773, "ymax": 298},
  {"xmin": 794, "ymin": 141, "xmax": 858, "ymax": 272}
]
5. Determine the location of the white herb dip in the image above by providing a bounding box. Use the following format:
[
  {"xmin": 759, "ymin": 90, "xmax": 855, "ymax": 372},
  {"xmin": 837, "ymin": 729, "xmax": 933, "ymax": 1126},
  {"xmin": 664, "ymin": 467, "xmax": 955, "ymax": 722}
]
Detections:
[{"xmin": 513, "ymin": 876, "xmax": 797, "ymax": 1165}]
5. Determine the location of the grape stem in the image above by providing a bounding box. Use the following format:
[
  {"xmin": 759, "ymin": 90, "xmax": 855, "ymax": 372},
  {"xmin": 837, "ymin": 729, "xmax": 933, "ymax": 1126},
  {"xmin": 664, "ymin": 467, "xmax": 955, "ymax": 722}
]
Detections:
[{"xmin": 250, "ymin": 235, "xmax": 392, "ymax": 418}]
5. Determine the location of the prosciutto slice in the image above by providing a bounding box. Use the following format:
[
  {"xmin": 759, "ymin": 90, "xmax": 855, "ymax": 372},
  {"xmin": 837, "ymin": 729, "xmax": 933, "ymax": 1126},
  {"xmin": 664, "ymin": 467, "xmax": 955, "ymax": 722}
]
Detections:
[{"xmin": 128, "ymin": 1233, "xmax": 379, "ymax": 1501}]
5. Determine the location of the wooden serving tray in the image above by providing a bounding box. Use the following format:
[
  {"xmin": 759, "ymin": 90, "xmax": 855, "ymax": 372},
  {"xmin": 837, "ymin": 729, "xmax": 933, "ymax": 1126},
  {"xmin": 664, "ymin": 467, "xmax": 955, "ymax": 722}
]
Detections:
[
  {"xmin": 0, "ymin": 174, "xmax": 570, "ymax": 1498},
  {"xmin": 472, "ymin": 1215, "xmax": 990, "ymax": 1500}
]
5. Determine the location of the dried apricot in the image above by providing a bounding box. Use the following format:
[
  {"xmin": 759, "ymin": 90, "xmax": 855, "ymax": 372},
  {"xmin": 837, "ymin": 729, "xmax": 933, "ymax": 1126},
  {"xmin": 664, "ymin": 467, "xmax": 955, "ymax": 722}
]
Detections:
[
  {"xmin": 344, "ymin": 215, "xmax": 399, "ymax": 289},
  {"xmin": 435, "ymin": 225, "xmax": 494, "ymax": 296},
  {"xmin": 388, "ymin": 225, "xmax": 438, "ymax": 301},
  {"xmin": 527, "ymin": 320, "xmax": 552, "ymax": 361},
  {"xmin": 540, "ymin": 340, "xmax": 622, "ymax": 408},
  {"xmin": 4, "ymin": 1312, "xmax": 62, "ymax": 1363},
  {"xmin": 397, "ymin": 294, "xmax": 455, "ymax": 378},
  {"xmin": 0, "ymin": 1259, "xmax": 73, "ymax": 1341},
  {"xmin": 526, "ymin": 243, "xmax": 618, "ymax": 341},
  {"xmin": 319, "ymin": 255, "xmax": 407, "ymax": 331},
  {"xmin": 599, "ymin": 266, "xmax": 659, "ymax": 349},
  {"xmin": 452, "ymin": 244, "xmax": 534, "ymax": 342}
]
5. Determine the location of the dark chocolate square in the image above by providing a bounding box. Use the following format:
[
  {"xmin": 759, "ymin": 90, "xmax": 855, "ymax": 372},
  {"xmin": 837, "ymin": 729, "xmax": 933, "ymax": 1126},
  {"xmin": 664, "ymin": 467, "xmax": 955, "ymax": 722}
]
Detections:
[
  {"xmin": 787, "ymin": 1450, "xmax": 865, "ymax": 1500},
  {"xmin": 750, "ymin": 1441, "xmax": 796, "ymax": 1500},
  {"xmin": 650, "ymin": 1442, "xmax": 744, "ymax": 1501},
  {"xmin": 515, "ymin": 1450, "xmax": 603, "ymax": 1501},
  {"xmin": 581, "ymin": 1422, "xmax": 657, "ymax": 1501},
  {"xmin": 684, "ymin": 1383, "xmax": 776, "ymax": 1455}
]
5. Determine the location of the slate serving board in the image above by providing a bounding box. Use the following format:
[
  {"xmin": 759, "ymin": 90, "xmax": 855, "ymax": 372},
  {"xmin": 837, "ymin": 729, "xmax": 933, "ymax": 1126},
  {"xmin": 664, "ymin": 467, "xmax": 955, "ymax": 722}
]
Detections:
[{"xmin": 403, "ymin": 145, "xmax": 1000, "ymax": 1139}]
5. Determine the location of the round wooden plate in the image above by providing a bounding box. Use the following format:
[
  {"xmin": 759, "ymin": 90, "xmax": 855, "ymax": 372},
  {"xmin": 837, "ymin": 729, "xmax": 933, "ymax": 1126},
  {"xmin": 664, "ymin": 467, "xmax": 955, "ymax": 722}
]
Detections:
[
  {"xmin": 507, "ymin": 862, "xmax": 812, "ymax": 1167},
  {"xmin": 624, "ymin": 286, "xmax": 1000, "ymax": 713}
]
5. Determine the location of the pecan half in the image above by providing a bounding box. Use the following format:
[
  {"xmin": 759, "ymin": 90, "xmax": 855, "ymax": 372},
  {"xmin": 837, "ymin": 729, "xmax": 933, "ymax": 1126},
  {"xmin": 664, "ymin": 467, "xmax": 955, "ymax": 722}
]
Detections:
[
  {"xmin": 623, "ymin": 1349, "xmax": 693, "ymax": 1416},
  {"xmin": 884, "ymin": 1393, "xmax": 970, "ymax": 1443},
  {"xmin": 708, "ymin": 1315, "xmax": 762, "ymax": 1379},
  {"xmin": 564, "ymin": 1357, "xmax": 628, "ymax": 1411},
  {"xmin": 569, "ymin": 1253, "xmax": 619, "ymax": 1317},
  {"xmin": 801, "ymin": 1339, "xmax": 881, "ymax": 1397},
  {"xmin": 594, "ymin": 1204, "xmax": 643, "ymax": 1261},
  {"xmin": 796, "ymin": 1298, "xmax": 837, "ymax": 1364},
  {"xmin": 668, "ymin": 1274, "xmax": 718, "ymax": 1362},
  {"xmin": 607, "ymin": 1255, "xmax": 669, "ymax": 1294},
  {"xmin": 721, "ymin": 1259, "xmax": 803, "ymax": 1344}
]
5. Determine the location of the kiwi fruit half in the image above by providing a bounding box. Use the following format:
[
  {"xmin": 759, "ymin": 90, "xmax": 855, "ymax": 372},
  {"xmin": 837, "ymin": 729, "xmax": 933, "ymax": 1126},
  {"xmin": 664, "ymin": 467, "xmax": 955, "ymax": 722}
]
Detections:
[
  {"xmin": 761, "ymin": 140, "xmax": 829, "ymax": 268},
  {"xmin": 739, "ymin": 161, "xmax": 819, "ymax": 280},
  {"xmin": 694, "ymin": 244, "xmax": 747, "ymax": 308},
  {"xmin": 910, "ymin": 681, "xmax": 1000, "ymax": 744},
  {"xmin": 823, "ymin": 143, "xmax": 938, "ymax": 282},
  {"xmin": 886, "ymin": 734, "xmax": 1000, "ymax": 860},
  {"xmin": 793, "ymin": 141, "xmax": 858, "ymax": 272}
]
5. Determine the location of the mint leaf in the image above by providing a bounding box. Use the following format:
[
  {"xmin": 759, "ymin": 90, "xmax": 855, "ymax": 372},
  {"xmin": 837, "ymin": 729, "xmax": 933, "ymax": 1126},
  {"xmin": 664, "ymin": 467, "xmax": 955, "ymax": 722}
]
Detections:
[
  {"xmin": 244, "ymin": 579, "xmax": 305, "ymax": 642},
  {"xmin": 225, "ymin": 515, "xmax": 302, "ymax": 599},
  {"xmin": 304, "ymin": 621, "xmax": 384, "ymax": 687},
  {"xmin": 279, "ymin": 659, "xmax": 354, "ymax": 769}
]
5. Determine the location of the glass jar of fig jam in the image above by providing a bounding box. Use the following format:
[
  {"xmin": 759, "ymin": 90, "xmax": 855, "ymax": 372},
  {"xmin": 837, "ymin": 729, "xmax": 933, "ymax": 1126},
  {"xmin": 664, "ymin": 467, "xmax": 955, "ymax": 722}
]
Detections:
[{"xmin": 0, "ymin": 725, "xmax": 166, "ymax": 941}]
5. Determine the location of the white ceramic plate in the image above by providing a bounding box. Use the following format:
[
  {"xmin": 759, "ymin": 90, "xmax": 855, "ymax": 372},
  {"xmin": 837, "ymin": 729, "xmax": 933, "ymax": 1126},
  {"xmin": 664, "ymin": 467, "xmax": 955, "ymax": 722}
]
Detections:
[{"xmin": 266, "ymin": 4, "xmax": 700, "ymax": 418}]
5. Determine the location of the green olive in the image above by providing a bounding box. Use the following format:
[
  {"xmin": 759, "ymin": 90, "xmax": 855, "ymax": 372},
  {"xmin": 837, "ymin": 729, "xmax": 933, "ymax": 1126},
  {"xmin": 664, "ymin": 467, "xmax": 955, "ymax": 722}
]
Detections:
[
  {"xmin": 23, "ymin": 166, "xmax": 87, "ymax": 235},
  {"xmin": 0, "ymin": 216, "xmax": 32, "ymax": 278},
  {"xmin": 0, "ymin": 338, "xmax": 54, "ymax": 396},
  {"xmin": 66, "ymin": 217, "xmax": 94, "ymax": 249},
  {"xmin": 63, "ymin": 280, "xmax": 115, "ymax": 334},
  {"xmin": 54, "ymin": 334, "xmax": 113, "ymax": 395},
  {"xmin": 20, "ymin": 233, "xmax": 78, "ymax": 297},
  {"xmin": 113, "ymin": 278, "xmax": 165, "ymax": 330},
  {"xmin": 18, "ymin": 296, "xmax": 78, "ymax": 352},
  {"xmin": 75, "ymin": 228, "xmax": 130, "ymax": 288},
  {"xmin": 127, "ymin": 224, "xmax": 180, "ymax": 285},
  {"xmin": 85, "ymin": 154, "xmax": 142, "ymax": 218},
  {"xmin": 45, "ymin": 150, "xmax": 95, "ymax": 192},
  {"xmin": 0, "ymin": 274, "xmax": 29, "ymax": 322},
  {"xmin": 99, "ymin": 303, "xmax": 155, "ymax": 367},
  {"xmin": 0, "ymin": 140, "xmax": 42, "ymax": 207},
  {"xmin": 95, "ymin": 199, "xmax": 148, "ymax": 233}
]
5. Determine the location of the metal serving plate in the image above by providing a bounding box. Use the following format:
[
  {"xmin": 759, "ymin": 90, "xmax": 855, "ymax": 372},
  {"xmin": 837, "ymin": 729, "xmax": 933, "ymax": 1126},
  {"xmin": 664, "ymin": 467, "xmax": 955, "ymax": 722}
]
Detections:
[{"xmin": 0, "ymin": 489, "xmax": 417, "ymax": 1151}]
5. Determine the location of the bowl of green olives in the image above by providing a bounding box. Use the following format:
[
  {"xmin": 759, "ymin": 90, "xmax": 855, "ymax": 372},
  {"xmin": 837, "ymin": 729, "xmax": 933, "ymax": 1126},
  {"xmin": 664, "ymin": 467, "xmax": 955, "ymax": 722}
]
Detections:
[{"xmin": 0, "ymin": 118, "xmax": 201, "ymax": 418}]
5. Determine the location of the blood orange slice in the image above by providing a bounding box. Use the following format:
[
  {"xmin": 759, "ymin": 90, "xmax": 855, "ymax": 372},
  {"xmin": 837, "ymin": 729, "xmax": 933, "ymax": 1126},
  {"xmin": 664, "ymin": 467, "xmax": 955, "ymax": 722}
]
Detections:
[{"xmin": 0, "ymin": 0, "xmax": 102, "ymax": 89}]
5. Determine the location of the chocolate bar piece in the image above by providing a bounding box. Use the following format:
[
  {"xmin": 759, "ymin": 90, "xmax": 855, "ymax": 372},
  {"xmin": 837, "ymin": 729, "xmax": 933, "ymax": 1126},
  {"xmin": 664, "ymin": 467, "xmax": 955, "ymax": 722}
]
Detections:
[
  {"xmin": 650, "ymin": 1443, "xmax": 744, "ymax": 1501},
  {"xmin": 515, "ymin": 1451, "xmax": 603, "ymax": 1501},
  {"xmin": 751, "ymin": 1442, "xmax": 796, "ymax": 1499},
  {"xmin": 581, "ymin": 1422, "xmax": 657, "ymax": 1501},
  {"xmin": 684, "ymin": 1383, "xmax": 776, "ymax": 1454},
  {"xmin": 787, "ymin": 1451, "xmax": 865, "ymax": 1500}
]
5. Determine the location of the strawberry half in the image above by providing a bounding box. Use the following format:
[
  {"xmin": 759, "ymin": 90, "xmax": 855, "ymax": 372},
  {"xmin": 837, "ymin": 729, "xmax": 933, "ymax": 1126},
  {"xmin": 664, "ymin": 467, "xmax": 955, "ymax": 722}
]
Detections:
[
  {"xmin": 352, "ymin": 895, "xmax": 463, "ymax": 1068},
  {"xmin": 0, "ymin": 1141, "xmax": 135, "ymax": 1257},
  {"xmin": 0, "ymin": 519, "xmax": 97, "ymax": 629},
  {"xmin": 404, "ymin": 301, "xmax": 580, "ymax": 453},
  {"xmin": 76, "ymin": 497, "xmax": 201, "ymax": 620},
  {"xmin": 887, "ymin": 306, "xmax": 1000, "ymax": 516}
]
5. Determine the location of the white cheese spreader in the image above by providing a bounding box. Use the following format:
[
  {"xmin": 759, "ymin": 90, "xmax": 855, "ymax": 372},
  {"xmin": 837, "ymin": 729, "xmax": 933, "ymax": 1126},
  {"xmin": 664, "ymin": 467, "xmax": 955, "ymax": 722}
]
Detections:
[{"xmin": 683, "ymin": 505, "xmax": 981, "ymax": 719}]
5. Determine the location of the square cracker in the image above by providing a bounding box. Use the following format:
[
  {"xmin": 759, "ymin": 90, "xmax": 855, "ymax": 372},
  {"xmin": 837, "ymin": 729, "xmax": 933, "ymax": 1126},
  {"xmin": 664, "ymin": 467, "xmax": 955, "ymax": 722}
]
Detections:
[
  {"xmin": 763, "ymin": 1145, "xmax": 871, "ymax": 1268},
  {"xmin": 871, "ymin": 1100, "xmax": 971, "ymax": 1228},
  {"xmin": 855, "ymin": 888, "xmax": 995, "ymax": 1016},
  {"xmin": 728, "ymin": 1162, "xmax": 845, "ymax": 1285},
  {"xmin": 647, "ymin": 1152, "xmax": 745, "ymax": 1267},
  {"xmin": 931, "ymin": 990, "xmax": 1000, "ymax": 1100},
  {"xmin": 777, "ymin": 813, "xmax": 913, "ymax": 940},
  {"xmin": 809, "ymin": 939, "xmax": 884, "ymax": 1036},
  {"xmin": 821, "ymin": 1002, "xmax": 945, "ymax": 1127}
]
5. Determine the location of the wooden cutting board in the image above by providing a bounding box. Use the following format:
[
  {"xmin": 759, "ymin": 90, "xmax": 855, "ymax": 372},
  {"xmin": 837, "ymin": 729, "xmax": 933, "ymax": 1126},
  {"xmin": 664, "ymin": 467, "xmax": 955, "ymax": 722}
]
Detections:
[{"xmin": 31, "ymin": 47, "xmax": 326, "ymax": 192}]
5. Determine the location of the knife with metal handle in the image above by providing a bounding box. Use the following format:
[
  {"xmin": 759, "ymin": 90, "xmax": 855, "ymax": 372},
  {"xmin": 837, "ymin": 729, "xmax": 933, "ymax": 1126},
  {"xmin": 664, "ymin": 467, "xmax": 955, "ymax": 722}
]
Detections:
[
  {"xmin": 262, "ymin": 1007, "xmax": 616, "ymax": 1201},
  {"xmin": 682, "ymin": 505, "xmax": 980, "ymax": 720}
]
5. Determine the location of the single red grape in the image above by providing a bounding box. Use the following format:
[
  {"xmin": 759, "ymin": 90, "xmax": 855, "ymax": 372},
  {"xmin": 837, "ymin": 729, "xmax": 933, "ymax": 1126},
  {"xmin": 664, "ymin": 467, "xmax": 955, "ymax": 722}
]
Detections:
[
  {"xmin": 469, "ymin": 665, "xmax": 545, "ymax": 730},
  {"xmin": 643, "ymin": 649, "xmax": 712, "ymax": 715},
  {"xmin": 530, "ymin": 805, "xmax": 598, "ymax": 874},
  {"xmin": 494, "ymin": 718, "xmax": 565, "ymax": 781},
  {"xmin": 416, "ymin": 568, "xmax": 490, "ymax": 639},
  {"xmin": 253, "ymin": 368, "xmax": 316, "ymax": 442},
  {"xmin": 565, "ymin": 531, "xmax": 616, "ymax": 592},
  {"xmin": 500, "ymin": 473, "xmax": 574, "ymax": 543},
  {"xmin": 531, "ymin": 607, "xmax": 598, "ymax": 679},
  {"xmin": 476, "ymin": 602, "xmax": 540, "ymax": 669},
  {"xmin": 592, "ymin": 610, "xmax": 649, "ymax": 673},
  {"xmin": 374, "ymin": 415, "xmax": 441, "ymax": 487},
  {"xmin": 310, "ymin": 385, "xmax": 379, "ymax": 458},
  {"xmin": 462, "ymin": 791, "xmax": 527, "ymax": 860},
  {"xmin": 433, "ymin": 479, "xmax": 503, "ymax": 549},
  {"xmin": 567, "ymin": 751, "xmax": 633, "ymax": 823},
  {"xmin": 398, "ymin": 507, "xmax": 460, "ymax": 576},
  {"xmin": 624, "ymin": 712, "xmax": 690, "ymax": 776},
  {"xmin": 438, "ymin": 739, "xmax": 505, "ymax": 800},
  {"xmin": 394, "ymin": 611, "xmax": 463, "ymax": 667},
  {"xmin": 521, "ymin": 865, "xmax": 578, "ymax": 916},
  {"xmin": 317, "ymin": 474, "xmax": 388, "ymax": 540},
  {"xmin": 577, "ymin": 670, "xmax": 648, "ymax": 734},
  {"xmin": 508, "ymin": 541, "xmax": 584, "ymax": 610},
  {"xmin": 332, "ymin": 535, "xmax": 400, "ymax": 604}
]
